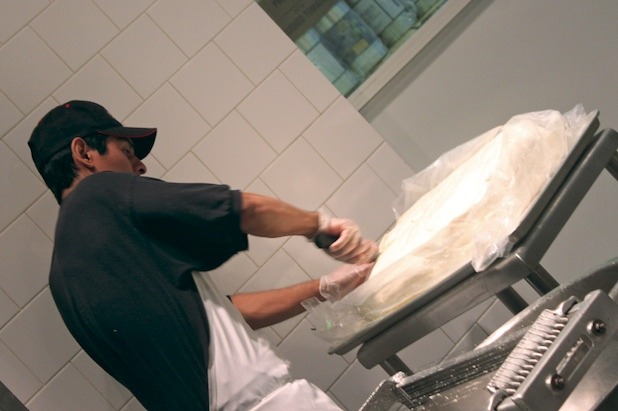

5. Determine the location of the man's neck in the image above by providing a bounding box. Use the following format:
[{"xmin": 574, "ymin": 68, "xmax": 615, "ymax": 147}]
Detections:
[{"xmin": 61, "ymin": 170, "xmax": 92, "ymax": 201}]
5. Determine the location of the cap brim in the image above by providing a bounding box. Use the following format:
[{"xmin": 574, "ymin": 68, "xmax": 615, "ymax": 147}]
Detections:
[{"xmin": 98, "ymin": 127, "xmax": 157, "ymax": 159}]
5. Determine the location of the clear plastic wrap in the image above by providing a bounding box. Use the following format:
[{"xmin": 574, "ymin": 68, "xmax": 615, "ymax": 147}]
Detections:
[{"xmin": 305, "ymin": 105, "xmax": 596, "ymax": 344}]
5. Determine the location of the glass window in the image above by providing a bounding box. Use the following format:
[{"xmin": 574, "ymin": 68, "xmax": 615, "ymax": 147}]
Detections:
[{"xmin": 258, "ymin": 0, "xmax": 453, "ymax": 104}]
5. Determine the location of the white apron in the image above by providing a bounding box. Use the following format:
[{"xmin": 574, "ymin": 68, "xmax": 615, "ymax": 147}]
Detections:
[{"xmin": 192, "ymin": 272, "xmax": 342, "ymax": 411}]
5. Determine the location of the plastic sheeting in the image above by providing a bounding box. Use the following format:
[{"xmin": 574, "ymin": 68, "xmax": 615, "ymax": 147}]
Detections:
[{"xmin": 305, "ymin": 105, "xmax": 596, "ymax": 344}]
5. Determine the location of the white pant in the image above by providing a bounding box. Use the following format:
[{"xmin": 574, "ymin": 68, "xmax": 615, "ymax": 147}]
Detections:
[
  {"xmin": 249, "ymin": 379, "xmax": 342, "ymax": 411},
  {"xmin": 193, "ymin": 273, "xmax": 342, "ymax": 411}
]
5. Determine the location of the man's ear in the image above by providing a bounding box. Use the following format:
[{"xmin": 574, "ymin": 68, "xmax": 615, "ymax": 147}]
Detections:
[{"xmin": 71, "ymin": 137, "xmax": 95, "ymax": 170}]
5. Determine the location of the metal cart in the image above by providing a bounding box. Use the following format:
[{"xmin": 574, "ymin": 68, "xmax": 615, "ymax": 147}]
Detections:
[{"xmin": 328, "ymin": 113, "xmax": 618, "ymax": 380}]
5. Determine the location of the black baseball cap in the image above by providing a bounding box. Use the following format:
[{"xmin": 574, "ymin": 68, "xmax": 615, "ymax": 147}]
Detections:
[{"xmin": 28, "ymin": 100, "xmax": 157, "ymax": 175}]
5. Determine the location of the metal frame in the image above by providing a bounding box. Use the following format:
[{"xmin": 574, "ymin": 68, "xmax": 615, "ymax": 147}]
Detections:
[{"xmin": 329, "ymin": 117, "xmax": 618, "ymax": 376}]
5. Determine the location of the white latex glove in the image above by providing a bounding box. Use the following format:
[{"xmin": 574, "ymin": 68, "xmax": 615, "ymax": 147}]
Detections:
[
  {"xmin": 319, "ymin": 262, "xmax": 375, "ymax": 302},
  {"xmin": 315, "ymin": 212, "xmax": 379, "ymax": 264}
]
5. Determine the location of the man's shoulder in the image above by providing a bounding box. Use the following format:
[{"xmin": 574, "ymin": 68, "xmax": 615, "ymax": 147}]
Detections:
[
  {"xmin": 87, "ymin": 171, "xmax": 135, "ymax": 184},
  {"xmin": 63, "ymin": 172, "xmax": 134, "ymax": 207},
  {"xmin": 87, "ymin": 172, "xmax": 165, "ymax": 187},
  {"xmin": 66, "ymin": 172, "xmax": 170, "ymax": 208},
  {"xmin": 79, "ymin": 172, "xmax": 141, "ymax": 192}
]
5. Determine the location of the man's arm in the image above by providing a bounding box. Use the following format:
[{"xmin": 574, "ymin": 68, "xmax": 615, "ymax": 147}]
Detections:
[
  {"xmin": 230, "ymin": 263, "xmax": 374, "ymax": 329},
  {"xmin": 240, "ymin": 192, "xmax": 319, "ymax": 238},
  {"xmin": 240, "ymin": 192, "xmax": 379, "ymax": 263},
  {"xmin": 230, "ymin": 279, "xmax": 322, "ymax": 330}
]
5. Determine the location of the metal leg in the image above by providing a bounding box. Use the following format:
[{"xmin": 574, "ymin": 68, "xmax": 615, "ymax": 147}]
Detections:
[
  {"xmin": 0, "ymin": 381, "xmax": 28, "ymax": 411},
  {"xmin": 526, "ymin": 264, "xmax": 560, "ymax": 295},
  {"xmin": 496, "ymin": 286, "xmax": 528, "ymax": 314},
  {"xmin": 379, "ymin": 354, "xmax": 413, "ymax": 376},
  {"xmin": 606, "ymin": 149, "xmax": 618, "ymax": 181}
]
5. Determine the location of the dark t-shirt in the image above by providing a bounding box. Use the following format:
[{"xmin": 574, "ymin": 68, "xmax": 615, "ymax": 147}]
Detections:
[{"xmin": 49, "ymin": 172, "xmax": 248, "ymax": 410}]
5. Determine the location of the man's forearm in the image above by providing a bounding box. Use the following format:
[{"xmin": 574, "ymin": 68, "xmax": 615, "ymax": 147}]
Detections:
[
  {"xmin": 230, "ymin": 279, "xmax": 324, "ymax": 329},
  {"xmin": 240, "ymin": 192, "xmax": 319, "ymax": 238}
]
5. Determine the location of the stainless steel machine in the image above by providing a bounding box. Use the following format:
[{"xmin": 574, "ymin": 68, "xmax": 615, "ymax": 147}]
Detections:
[{"xmin": 360, "ymin": 259, "xmax": 618, "ymax": 410}]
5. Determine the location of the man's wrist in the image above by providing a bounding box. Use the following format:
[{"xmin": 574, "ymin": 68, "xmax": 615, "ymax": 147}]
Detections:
[{"xmin": 306, "ymin": 211, "xmax": 321, "ymax": 239}]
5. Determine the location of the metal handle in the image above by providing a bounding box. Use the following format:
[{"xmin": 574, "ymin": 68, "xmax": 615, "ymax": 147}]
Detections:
[{"xmin": 314, "ymin": 233, "xmax": 339, "ymax": 249}]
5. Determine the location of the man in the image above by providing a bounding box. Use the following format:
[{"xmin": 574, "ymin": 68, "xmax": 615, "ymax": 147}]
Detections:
[{"xmin": 28, "ymin": 101, "xmax": 377, "ymax": 410}]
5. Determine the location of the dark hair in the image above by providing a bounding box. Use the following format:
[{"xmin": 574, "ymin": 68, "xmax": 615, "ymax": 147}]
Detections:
[{"xmin": 41, "ymin": 135, "xmax": 109, "ymax": 204}]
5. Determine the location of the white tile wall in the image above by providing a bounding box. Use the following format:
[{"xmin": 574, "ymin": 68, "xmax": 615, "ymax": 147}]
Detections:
[
  {"xmin": 120, "ymin": 398, "xmax": 147, "ymax": 411},
  {"xmin": 443, "ymin": 324, "xmax": 489, "ymax": 361},
  {"xmin": 330, "ymin": 360, "xmax": 389, "ymax": 411},
  {"xmin": 0, "ymin": 28, "xmax": 72, "ymax": 113},
  {"xmin": 28, "ymin": 364, "xmax": 116, "ymax": 411},
  {"xmin": 31, "ymin": 0, "xmax": 119, "ymax": 71},
  {"xmin": 71, "ymin": 351, "xmax": 132, "ymax": 409},
  {"xmin": 280, "ymin": 50, "xmax": 340, "ymax": 113},
  {"xmin": 238, "ymin": 70, "xmax": 319, "ymax": 153},
  {"xmin": 170, "ymin": 42, "xmax": 253, "ymax": 126},
  {"xmin": 477, "ymin": 299, "xmax": 516, "ymax": 336},
  {"xmin": 53, "ymin": 57, "xmax": 143, "ymax": 118},
  {"xmin": 240, "ymin": 250, "xmax": 311, "ymax": 339},
  {"xmin": 367, "ymin": 142, "xmax": 418, "ymax": 193},
  {"xmin": 128, "ymin": 84, "xmax": 211, "ymax": 169},
  {"xmin": 262, "ymin": 137, "xmax": 342, "ymax": 210},
  {"xmin": 0, "ymin": 93, "xmax": 22, "ymax": 137},
  {"xmin": 304, "ymin": 98, "xmax": 382, "ymax": 179},
  {"xmin": 162, "ymin": 152, "xmax": 220, "ymax": 184},
  {"xmin": 277, "ymin": 319, "xmax": 348, "ymax": 391},
  {"xmin": 0, "ymin": 216, "xmax": 52, "ymax": 307},
  {"xmin": 192, "ymin": 110, "xmax": 276, "ymax": 189},
  {"xmin": 0, "ymin": 340, "xmax": 41, "ymax": 401},
  {"xmin": 325, "ymin": 164, "xmax": 397, "ymax": 240},
  {"xmin": 0, "ymin": 142, "xmax": 46, "ymax": 231},
  {"xmin": 214, "ymin": 0, "xmax": 253, "ymax": 18},
  {"xmin": 441, "ymin": 298, "xmax": 492, "ymax": 343},
  {"xmin": 0, "ymin": 0, "xmax": 48, "ymax": 44},
  {"xmin": 26, "ymin": 193, "xmax": 60, "ymax": 240},
  {"xmin": 208, "ymin": 253, "xmax": 257, "ymax": 297},
  {"xmin": 3, "ymin": 98, "xmax": 59, "ymax": 175},
  {"xmin": 0, "ymin": 289, "xmax": 19, "ymax": 328},
  {"xmin": 399, "ymin": 328, "xmax": 455, "ymax": 370},
  {"xmin": 102, "ymin": 16, "xmax": 187, "ymax": 98},
  {"xmin": 147, "ymin": 0, "xmax": 229, "ymax": 57},
  {"xmin": 0, "ymin": 1, "xmax": 514, "ymax": 409},
  {"xmin": 93, "ymin": 0, "xmax": 155, "ymax": 30},
  {"xmin": 214, "ymin": 3, "xmax": 295, "ymax": 85},
  {"xmin": 1, "ymin": 289, "xmax": 80, "ymax": 383},
  {"xmin": 283, "ymin": 235, "xmax": 340, "ymax": 281}
]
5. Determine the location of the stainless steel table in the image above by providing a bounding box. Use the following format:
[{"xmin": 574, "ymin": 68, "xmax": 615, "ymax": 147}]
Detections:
[{"xmin": 329, "ymin": 114, "xmax": 618, "ymax": 377}]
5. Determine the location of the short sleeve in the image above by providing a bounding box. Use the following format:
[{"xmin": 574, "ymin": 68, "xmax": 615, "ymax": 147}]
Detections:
[{"xmin": 129, "ymin": 176, "xmax": 248, "ymax": 271}]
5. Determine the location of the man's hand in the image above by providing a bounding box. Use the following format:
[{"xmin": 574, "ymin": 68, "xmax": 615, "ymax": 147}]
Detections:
[
  {"xmin": 319, "ymin": 262, "xmax": 375, "ymax": 302},
  {"xmin": 315, "ymin": 213, "xmax": 379, "ymax": 264}
]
